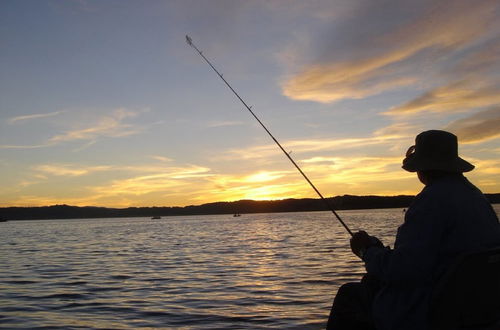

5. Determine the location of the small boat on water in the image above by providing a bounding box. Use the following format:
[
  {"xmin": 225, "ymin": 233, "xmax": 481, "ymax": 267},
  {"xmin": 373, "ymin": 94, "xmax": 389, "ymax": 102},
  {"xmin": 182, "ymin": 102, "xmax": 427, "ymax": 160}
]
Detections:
[
  {"xmin": 151, "ymin": 216, "xmax": 161, "ymax": 220},
  {"xmin": 233, "ymin": 214, "xmax": 241, "ymax": 217}
]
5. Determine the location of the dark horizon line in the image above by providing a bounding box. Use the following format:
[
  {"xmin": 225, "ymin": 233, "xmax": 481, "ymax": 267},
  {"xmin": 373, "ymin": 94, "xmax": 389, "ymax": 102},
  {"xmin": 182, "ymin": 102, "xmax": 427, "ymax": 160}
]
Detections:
[
  {"xmin": 4, "ymin": 193, "xmax": 422, "ymax": 209},
  {"xmin": 1, "ymin": 193, "xmax": 499, "ymax": 221},
  {"xmin": 3, "ymin": 192, "xmax": 500, "ymax": 209}
]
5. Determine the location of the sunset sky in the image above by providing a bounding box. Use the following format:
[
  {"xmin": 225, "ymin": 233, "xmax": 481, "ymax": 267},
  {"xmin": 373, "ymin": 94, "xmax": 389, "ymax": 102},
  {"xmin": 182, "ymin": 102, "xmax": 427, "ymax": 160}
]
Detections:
[{"xmin": 1, "ymin": 0, "xmax": 499, "ymax": 208}]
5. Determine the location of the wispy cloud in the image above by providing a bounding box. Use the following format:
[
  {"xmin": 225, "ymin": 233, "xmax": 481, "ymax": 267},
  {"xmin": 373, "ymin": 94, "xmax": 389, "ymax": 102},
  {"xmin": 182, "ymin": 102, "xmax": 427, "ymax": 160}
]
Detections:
[
  {"xmin": 220, "ymin": 134, "xmax": 404, "ymax": 161},
  {"xmin": 1, "ymin": 108, "xmax": 146, "ymax": 150},
  {"xmin": 373, "ymin": 122, "xmax": 420, "ymax": 139},
  {"xmin": 32, "ymin": 162, "xmax": 212, "ymax": 178},
  {"xmin": 34, "ymin": 164, "xmax": 113, "ymax": 177},
  {"xmin": 7, "ymin": 111, "xmax": 65, "ymax": 124},
  {"xmin": 8, "ymin": 163, "xmax": 215, "ymax": 207},
  {"xmin": 445, "ymin": 107, "xmax": 500, "ymax": 143},
  {"xmin": 0, "ymin": 143, "xmax": 52, "ymax": 150},
  {"xmin": 451, "ymin": 38, "xmax": 500, "ymax": 78},
  {"xmin": 301, "ymin": 155, "xmax": 409, "ymax": 183},
  {"xmin": 385, "ymin": 37, "xmax": 500, "ymax": 116},
  {"xmin": 386, "ymin": 80, "xmax": 500, "ymax": 115},
  {"xmin": 88, "ymin": 165, "xmax": 212, "ymax": 197},
  {"xmin": 282, "ymin": 0, "xmax": 498, "ymax": 103},
  {"xmin": 150, "ymin": 155, "xmax": 173, "ymax": 162},
  {"xmin": 468, "ymin": 157, "xmax": 500, "ymax": 175},
  {"xmin": 206, "ymin": 120, "xmax": 244, "ymax": 128},
  {"xmin": 48, "ymin": 108, "xmax": 142, "ymax": 144}
]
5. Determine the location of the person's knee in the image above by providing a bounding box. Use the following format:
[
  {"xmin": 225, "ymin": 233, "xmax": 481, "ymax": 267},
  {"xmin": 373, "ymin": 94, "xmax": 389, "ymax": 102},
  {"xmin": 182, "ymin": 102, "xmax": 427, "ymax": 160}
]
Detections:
[
  {"xmin": 337, "ymin": 282, "xmax": 361, "ymax": 296},
  {"xmin": 329, "ymin": 282, "xmax": 375, "ymax": 330}
]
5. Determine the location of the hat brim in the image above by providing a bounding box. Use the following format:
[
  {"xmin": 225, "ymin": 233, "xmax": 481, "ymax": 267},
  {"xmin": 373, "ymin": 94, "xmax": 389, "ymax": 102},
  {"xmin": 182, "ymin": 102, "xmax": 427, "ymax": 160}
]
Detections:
[{"xmin": 402, "ymin": 153, "xmax": 474, "ymax": 173}]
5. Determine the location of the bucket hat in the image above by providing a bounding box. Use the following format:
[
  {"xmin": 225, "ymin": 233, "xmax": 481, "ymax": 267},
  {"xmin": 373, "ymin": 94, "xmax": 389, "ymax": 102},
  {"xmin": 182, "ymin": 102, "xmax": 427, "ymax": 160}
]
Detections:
[{"xmin": 402, "ymin": 130, "xmax": 474, "ymax": 173}]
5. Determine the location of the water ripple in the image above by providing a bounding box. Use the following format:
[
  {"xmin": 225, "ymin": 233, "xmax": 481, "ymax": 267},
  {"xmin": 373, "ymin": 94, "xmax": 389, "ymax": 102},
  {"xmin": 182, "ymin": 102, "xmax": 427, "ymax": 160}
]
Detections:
[{"xmin": 0, "ymin": 208, "xmax": 449, "ymax": 328}]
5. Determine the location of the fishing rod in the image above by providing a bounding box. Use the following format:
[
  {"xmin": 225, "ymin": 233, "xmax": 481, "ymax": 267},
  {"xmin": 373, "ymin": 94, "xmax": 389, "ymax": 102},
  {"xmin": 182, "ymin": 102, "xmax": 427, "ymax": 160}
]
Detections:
[{"xmin": 186, "ymin": 35, "xmax": 353, "ymax": 237}]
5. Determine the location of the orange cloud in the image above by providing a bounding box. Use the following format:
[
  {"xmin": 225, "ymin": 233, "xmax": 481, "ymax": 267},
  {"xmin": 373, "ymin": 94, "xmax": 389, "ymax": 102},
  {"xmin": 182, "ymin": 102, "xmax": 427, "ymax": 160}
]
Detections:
[
  {"xmin": 386, "ymin": 81, "xmax": 500, "ymax": 115},
  {"xmin": 282, "ymin": 0, "xmax": 498, "ymax": 103},
  {"xmin": 468, "ymin": 158, "xmax": 500, "ymax": 175}
]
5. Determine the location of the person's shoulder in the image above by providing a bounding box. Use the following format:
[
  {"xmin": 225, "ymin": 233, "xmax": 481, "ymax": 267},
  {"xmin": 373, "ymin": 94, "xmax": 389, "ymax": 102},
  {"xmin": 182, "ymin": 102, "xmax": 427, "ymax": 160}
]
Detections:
[
  {"xmin": 423, "ymin": 175, "xmax": 489, "ymax": 210},
  {"xmin": 411, "ymin": 178, "xmax": 458, "ymax": 208}
]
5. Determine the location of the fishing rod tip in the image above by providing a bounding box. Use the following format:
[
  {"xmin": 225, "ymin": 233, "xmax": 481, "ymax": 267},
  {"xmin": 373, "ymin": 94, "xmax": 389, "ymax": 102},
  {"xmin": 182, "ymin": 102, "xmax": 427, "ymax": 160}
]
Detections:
[{"xmin": 185, "ymin": 35, "xmax": 193, "ymax": 46}]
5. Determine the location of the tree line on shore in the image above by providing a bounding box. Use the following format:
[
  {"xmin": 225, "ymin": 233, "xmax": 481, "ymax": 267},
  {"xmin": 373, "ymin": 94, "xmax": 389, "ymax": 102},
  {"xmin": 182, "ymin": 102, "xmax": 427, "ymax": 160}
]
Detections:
[{"xmin": 1, "ymin": 194, "xmax": 499, "ymax": 220}]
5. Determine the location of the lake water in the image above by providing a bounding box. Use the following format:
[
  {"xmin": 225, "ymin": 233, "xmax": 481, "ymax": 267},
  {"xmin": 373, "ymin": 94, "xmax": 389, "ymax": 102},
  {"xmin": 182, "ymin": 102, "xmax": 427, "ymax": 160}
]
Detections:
[{"xmin": 1, "ymin": 206, "xmax": 499, "ymax": 329}]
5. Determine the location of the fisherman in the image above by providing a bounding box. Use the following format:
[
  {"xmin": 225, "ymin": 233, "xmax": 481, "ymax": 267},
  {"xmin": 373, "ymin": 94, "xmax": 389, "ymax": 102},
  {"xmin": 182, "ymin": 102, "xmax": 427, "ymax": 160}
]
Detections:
[{"xmin": 327, "ymin": 130, "xmax": 500, "ymax": 330}]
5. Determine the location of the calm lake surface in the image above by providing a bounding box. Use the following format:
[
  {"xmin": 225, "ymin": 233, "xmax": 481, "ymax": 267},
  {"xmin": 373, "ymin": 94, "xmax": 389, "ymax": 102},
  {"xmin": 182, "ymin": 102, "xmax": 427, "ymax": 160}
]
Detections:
[{"xmin": 2, "ymin": 206, "xmax": 499, "ymax": 329}]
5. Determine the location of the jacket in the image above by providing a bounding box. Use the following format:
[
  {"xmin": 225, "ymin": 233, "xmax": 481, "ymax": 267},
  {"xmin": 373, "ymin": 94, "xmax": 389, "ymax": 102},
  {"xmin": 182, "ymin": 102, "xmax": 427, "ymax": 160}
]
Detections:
[{"xmin": 363, "ymin": 175, "xmax": 500, "ymax": 330}]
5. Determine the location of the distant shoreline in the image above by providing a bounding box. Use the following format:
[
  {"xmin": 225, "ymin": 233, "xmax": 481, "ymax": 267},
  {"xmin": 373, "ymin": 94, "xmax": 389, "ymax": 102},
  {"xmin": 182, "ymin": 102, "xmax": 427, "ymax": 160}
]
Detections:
[{"xmin": 2, "ymin": 194, "xmax": 499, "ymax": 221}]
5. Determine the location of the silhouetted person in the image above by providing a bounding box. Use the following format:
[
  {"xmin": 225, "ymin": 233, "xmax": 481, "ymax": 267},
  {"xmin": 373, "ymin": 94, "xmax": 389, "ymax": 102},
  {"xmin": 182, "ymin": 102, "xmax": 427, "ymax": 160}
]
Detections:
[{"xmin": 327, "ymin": 130, "xmax": 500, "ymax": 330}]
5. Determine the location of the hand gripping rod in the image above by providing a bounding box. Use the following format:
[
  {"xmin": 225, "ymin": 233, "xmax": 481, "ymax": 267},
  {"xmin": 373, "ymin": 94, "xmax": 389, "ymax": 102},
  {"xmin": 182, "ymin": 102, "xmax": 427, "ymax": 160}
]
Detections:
[{"xmin": 186, "ymin": 35, "xmax": 353, "ymax": 237}]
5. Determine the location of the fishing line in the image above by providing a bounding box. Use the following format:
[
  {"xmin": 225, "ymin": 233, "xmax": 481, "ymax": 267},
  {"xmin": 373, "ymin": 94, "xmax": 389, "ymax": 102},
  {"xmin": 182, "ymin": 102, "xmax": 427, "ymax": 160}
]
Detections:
[{"xmin": 186, "ymin": 35, "xmax": 353, "ymax": 237}]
